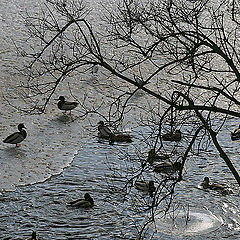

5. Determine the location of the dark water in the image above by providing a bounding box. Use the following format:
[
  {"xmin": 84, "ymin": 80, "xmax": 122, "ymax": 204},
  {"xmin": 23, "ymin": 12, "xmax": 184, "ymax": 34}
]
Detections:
[
  {"xmin": 0, "ymin": 138, "xmax": 144, "ymax": 239},
  {"xmin": 0, "ymin": 131, "xmax": 240, "ymax": 239}
]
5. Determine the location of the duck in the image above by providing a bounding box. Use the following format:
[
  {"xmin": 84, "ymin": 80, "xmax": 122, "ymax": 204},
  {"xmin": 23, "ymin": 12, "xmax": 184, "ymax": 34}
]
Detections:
[
  {"xmin": 200, "ymin": 177, "xmax": 233, "ymax": 195},
  {"xmin": 135, "ymin": 180, "xmax": 156, "ymax": 193},
  {"xmin": 147, "ymin": 149, "xmax": 170, "ymax": 165},
  {"xmin": 98, "ymin": 121, "xmax": 133, "ymax": 143},
  {"xmin": 154, "ymin": 161, "xmax": 182, "ymax": 173},
  {"xmin": 231, "ymin": 125, "xmax": 240, "ymax": 140},
  {"xmin": 3, "ymin": 123, "xmax": 27, "ymax": 147},
  {"xmin": 67, "ymin": 193, "xmax": 94, "ymax": 208},
  {"xmin": 57, "ymin": 96, "xmax": 79, "ymax": 115},
  {"xmin": 200, "ymin": 177, "xmax": 228, "ymax": 190},
  {"xmin": 91, "ymin": 63, "xmax": 99, "ymax": 74},
  {"xmin": 162, "ymin": 130, "xmax": 182, "ymax": 141},
  {"xmin": 25, "ymin": 231, "xmax": 37, "ymax": 240},
  {"xmin": 98, "ymin": 121, "xmax": 114, "ymax": 139}
]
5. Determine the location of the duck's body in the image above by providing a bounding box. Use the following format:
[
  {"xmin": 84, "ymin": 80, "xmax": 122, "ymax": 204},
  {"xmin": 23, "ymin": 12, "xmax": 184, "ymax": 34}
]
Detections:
[
  {"xmin": 231, "ymin": 125, "xmax": 240, "ymax": 140},
  {"xmin": 147, "ymin": 149, "xmax": 170, "ymax": 164},
  {"xmin": 109, "ymin": 133, "xmax": 133, "ymax": 143},
  {"xmin": 67, "ymin": 193, "xmax": 94, "ymax": 208},
  {"xmin": 154, "ymin": 161, "xmax": 181, "ymax": 173},
  {"xmin": 25, "ymin": 231, "xmax": 37, "ymax": 240},
  {"xmin": 57, "ymin": 96, "xmax": 78, "ymax": 114},
  {"xmin": 98, "ymin": 121, "xmax": 132, "ymax": 143},
  {"xmin": 91, "ymin": 64, "xmax": 99, "ymax": 74},
  {"xmin": 3, "ymin": 123, "xmax": 27, "ymax": 147},
  {"xmin": 162, "ymin": 130, "xmax": 182, "ymax": 142},
  {"xmin": 135, "ymin": 180, "xmax": 156, "ymax": 192},
  {"xmin": 200, "ymin": 177, "xmax": 226, "ymax": 191}
]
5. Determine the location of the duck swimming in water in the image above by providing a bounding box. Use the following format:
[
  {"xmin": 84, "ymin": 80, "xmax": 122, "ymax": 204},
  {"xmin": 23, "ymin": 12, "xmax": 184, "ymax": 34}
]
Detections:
[
  {"xmin": 67, "ymin": 193, "xmax": 94, "ymax": 208},
  {"xmin": 147, "ymin": 149, "xmax": 170, "ymax": 165},
  {"xmin": 3, "ymin": 123, "xmax": 27, "ymax": 147},
  {"xmin": 200, "ymin": 177, "xmax": 226, "ymax": 190},
  {"xmin": 231, "ymin": 125, "xmax": 240, "ymax": 141},
  {"xmin": 154, "ymin": 161, "xmax": 182, "ymax": 173},
  {"xmin": 199, "ymin": 177, "xmax": 233, "ymax": 195},
  {"xmin": 98, "ymin": 121, "xmax": 114, "ymax": 139},
  {"xmin": 57, "ymin": 96, "xmax": 79, "ymax": 115},
  {"xmin": 25, "ymin": 231, "xmax": 37, "ymax": 240},
  {"xmin": 162, "ymin": 130, "xmax": 182, "ymax": 142},
  {"xmin": 135, "ymin": 180, "xmax": 156, "ymax": 193},
  {"xmin": 109, "ymin": 133, "xmax": 133, "ymax": 143},
  {"xmin": 98, "ymin": 121, "xmax": 132, "ymax": 143}
]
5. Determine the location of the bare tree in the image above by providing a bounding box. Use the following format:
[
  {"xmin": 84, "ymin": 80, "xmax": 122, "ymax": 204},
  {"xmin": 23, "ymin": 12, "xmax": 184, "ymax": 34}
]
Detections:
[{"xmin": 7, "ymin": 0, "xmax": 240, "ymax": 237}]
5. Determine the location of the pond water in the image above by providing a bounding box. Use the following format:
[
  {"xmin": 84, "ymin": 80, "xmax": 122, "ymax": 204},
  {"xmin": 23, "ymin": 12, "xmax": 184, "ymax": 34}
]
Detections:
[
  {"xmin": 0, "ymin": 136, "xmax": 240, "ymax": 239},
  {"xmin": 0, "ymin": 0, "xmax": 240, "ymax": 239}
]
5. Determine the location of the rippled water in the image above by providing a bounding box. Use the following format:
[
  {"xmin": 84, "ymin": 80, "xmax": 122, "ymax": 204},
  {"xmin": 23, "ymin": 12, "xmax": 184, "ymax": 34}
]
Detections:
[
  {"xmin": 0, "ymin": 137, "xmax": 240, "ymax": 239},
  {"xmin": 1, "ymin": 0, "xmax": 240, "ymax": 239}
]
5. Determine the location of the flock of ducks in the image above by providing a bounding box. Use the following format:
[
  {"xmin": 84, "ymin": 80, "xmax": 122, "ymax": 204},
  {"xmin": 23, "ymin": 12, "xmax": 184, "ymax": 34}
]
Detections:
[
  {"xmin": 2, "ymin": 93, "xmax": 236, "ymax": 238},
  {"xmin": 3, "ymin": 96, "xmax": 93, "ymax": 239}
]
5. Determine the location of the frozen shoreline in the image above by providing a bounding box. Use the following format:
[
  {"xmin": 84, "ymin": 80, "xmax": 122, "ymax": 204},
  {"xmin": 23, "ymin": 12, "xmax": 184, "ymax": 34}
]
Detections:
[{"xmin": 0, "ymin": 92, "xmax": 84, "ymax": 190}]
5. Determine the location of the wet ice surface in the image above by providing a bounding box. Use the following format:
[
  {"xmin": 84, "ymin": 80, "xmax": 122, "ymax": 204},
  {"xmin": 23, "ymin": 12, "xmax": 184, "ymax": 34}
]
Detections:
[
  {"xmin": 0, "ymin": 110, "xmax": 80, "ymax": 190},
  {"xmin": 0, "ymin": 74, "xmax": 104, "ymax": 191}
]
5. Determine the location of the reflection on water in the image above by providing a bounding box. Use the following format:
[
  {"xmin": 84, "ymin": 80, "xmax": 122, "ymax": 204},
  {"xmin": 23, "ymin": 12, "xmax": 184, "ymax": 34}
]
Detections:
[{"xmin": 155, "ymin": 208, "xmax": 223, "ymax": 236}]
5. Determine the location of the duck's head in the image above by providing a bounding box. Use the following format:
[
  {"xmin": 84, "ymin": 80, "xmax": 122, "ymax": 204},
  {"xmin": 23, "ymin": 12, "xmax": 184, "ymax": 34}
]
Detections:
[
  {"xmin": 32, "ymin": 231, "xmax": 37, "ymax": 239},
  {"xmin": 84, "ymin": 193, "xmax": 91, "ymax": 200},
  {"xmin": 58, "ymin": 96, "xmax": 65, "ymax": 101},
  {"xmin": 148, "ymin": 149, "xmax": 156, "ymax": 156},
  {"xmin": 98, "ymin": 121, "xmax": 104, "ymax": 126},
  {"xmin": 148, "ymin": 180, "xmax": 154, "ymax": 187},
  {"xmin": 18, "ymin": 123, "xmax": 26, "ymax": 130},
  {"xmin": 203, "ymin": 176, "xmax": 210, "ymax": 184},
  {"xmin": 173, "ymin": 161, "xmax": 182, "ymax": 170}
]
